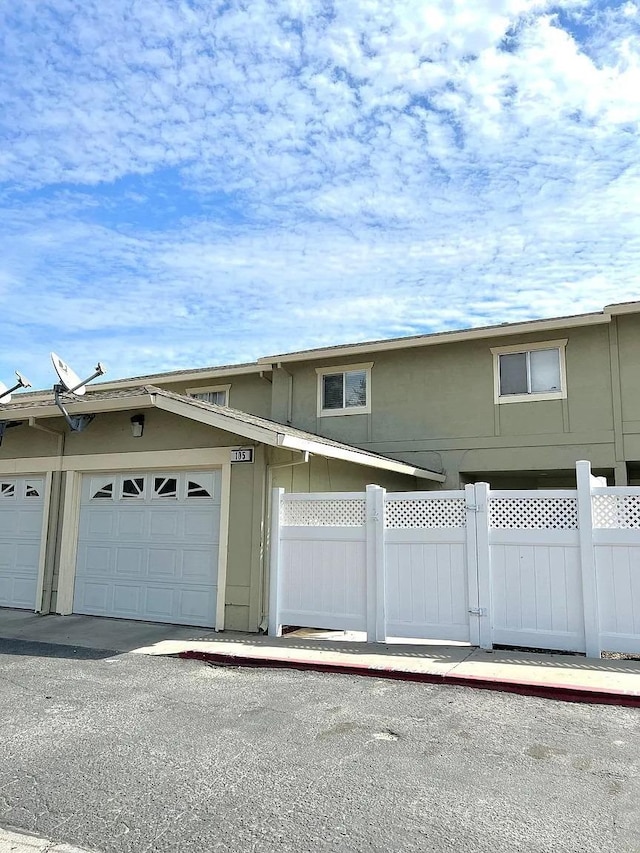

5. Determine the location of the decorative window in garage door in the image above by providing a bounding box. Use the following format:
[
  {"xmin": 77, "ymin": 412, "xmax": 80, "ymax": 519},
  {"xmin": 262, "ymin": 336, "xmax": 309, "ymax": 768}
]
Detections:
[
  {"xmin": 154, "ymin": 476, "xmax": 178, "ymax": 498},
  {"xmin": 92, "ymin": 482, "xmax": 114, "ymax": 499},
  {"xmin": 122, "ymin": 477, "xmax": 144, "ymax": 498},
  {"xmin": 26, "ymin": 484, "xmax": 41, "ymax": 497},
  {"xmin": 1, "ymin": 482, "xmax": 16, "ymax": 498},
  {"xmin": 88, "ymin": 472, "xmax": 217, "ymax": 502},
  {"xmin": 187, "ymin": 479, "xmax": 212, "ymax": 499}
]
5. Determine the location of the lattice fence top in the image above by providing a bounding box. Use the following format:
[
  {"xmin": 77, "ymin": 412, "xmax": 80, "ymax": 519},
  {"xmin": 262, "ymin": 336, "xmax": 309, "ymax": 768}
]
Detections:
[
  {"xmin": 385, "ymin": 498, "xmax": 467, "ymax": 529},
  {"xmin": 281, "ymin": 498, "xmax": 366, "ymax": 527},
  {"xmin": 592, "ymin": 494, "xmax": 640, "ymax": 529},
  {"xmin": 489, "ymin": 497, "xmax": 578, "ymax": 530}
]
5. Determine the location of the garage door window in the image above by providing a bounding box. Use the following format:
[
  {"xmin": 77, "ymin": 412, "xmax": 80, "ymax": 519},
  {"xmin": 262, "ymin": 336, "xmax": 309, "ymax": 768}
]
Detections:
[
  {"xmin": 26, "ymin": 484, "xmax": 41, "ymax": 497},
  {"xmin": 92, "ymin": 482, "xmax": 114, "ymax": 499},
  {"xmin": 187, "ymin": 480, "xmax": 212, "ymax": 499},
  {"xmin": 1, "ymin": 483, "xmax": 15, "ymax": 498},
  {"xmin": 154, "ymin": 477, "xmax": 177, "ymax": 498},
  {"xmin": 122, "ymin": 477, "xmax": 144, "ymax": 499}
]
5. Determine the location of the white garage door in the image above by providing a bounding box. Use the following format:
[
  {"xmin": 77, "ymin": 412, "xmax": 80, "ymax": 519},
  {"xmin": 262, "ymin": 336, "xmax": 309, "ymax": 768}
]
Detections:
[
  {"xmin": 73, "ymin": 470, "xmax": 222, "ymax": 627},
  {"xmin": 0, "ymin": 476, "xmax": 46, "ymax": 610}
]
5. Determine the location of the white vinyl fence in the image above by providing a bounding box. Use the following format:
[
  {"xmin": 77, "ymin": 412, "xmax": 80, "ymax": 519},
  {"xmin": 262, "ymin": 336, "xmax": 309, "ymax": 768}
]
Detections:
[{"xmin": 269, "ymin": 461, "xmax": 640, "ymax": 658}]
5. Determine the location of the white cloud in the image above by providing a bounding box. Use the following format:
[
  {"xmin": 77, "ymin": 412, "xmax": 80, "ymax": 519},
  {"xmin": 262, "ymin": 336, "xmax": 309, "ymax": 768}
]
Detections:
[{"xmin": 0, "ymin": 0, "xmax": 639, "ymax": 388}]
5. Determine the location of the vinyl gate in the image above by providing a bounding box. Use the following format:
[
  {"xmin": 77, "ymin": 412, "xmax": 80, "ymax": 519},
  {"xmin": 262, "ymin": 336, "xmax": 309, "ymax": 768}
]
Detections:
[{"xmin": 269, "ymin": 461, "xmax": 640, "ymax": 658}]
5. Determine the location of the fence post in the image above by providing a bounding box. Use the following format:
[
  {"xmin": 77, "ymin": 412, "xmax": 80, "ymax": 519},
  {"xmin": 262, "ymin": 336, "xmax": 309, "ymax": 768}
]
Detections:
[
  {"xmin": 268, "ymin": 488, "xmax": 285, "ymax": 637},
  {"xmin": 473, "ymin": 482, "xmax": 493, "ymax": 650},
  {"xmin": 576, "ymin": 460, "xmax": 601, "ymax": 658},
  {"xmin": 465, "ymin": 484, "xmax": 480, "ymax": 647},
  {"xmin": 366, "ymin": 484, "xmax": 387, "ymax": 643}
]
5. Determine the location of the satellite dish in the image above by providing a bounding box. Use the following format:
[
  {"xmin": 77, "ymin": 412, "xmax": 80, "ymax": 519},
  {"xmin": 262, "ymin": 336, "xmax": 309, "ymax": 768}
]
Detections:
[
  {"xmin": 51, "ymin": 352, "xmax": 87, "ymax": 395},
  {"xmin": 0, "ymin": 371, "xmax": 32, "ymax": 404},
  {"xmin": 49, "ymin": 352, "xmax": 105, "ymax": 432}
]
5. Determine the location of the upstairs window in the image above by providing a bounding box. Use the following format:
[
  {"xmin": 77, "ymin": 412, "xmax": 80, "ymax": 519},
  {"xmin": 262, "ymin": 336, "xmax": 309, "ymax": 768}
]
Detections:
[
  {"xmin": 316, "ymin": 363, "xmax": 372, "ymax": 417},
  {"xmin": 491, "ymin": 340, "xmax": 567, "ymax": 404},
  {"xmin": 186, "ymin": 384, "xmax": 230, "ymax": 407}
]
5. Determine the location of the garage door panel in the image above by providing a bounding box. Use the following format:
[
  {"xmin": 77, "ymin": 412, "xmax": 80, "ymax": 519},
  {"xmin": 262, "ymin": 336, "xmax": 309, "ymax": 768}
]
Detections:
[
  {"xmin": 84, "ymin": 510, "xmax": 115, "ymax": 537},
  {"xmin": 184, "ymin": 510, "xmax": 219, "ymax": 539},
  {"xmin": 114, "ymin": 547, "xmax": 145, "ymax": 576},
  {"xmin": 0, "ymin": 476, "xmax": 45, "ymax": 610},
  {"xmin": 13, "ymin": 578, "xmax": 37, "ymax": 606},
  {"xmin": 77, "ymin": 581, "xmax": 111, "ymax": 613},
  {"xmin": 178, "ymin": 587, "xmax": 217, "ymax": 623},
  {"xmin": 0, "ymin": 576, "xmax": 36, "ymax": 608},
  {"xmin": 147, "ymin": 549, "xmax": 178, "ymax": 578},
  {"xmin": 82, "ymin": 544, "xmax": 113, "ymax": 575},
  {"xmin": 17, "ymin": 510, "xmax": 43, "ymax": 536},
  {"xmin": 182, "ymin": 548, "xmax": 217, "ymax": 581},
  {"xmin": 0, "ymin": 576, "xmax": 11, "ymax": 603},
  {"xmin": 74, "ymin": 470, "xmax": 221, "ymax": 627},
  {"xmin": 117, "ymin": 510, "xmax": 146, "ymax": 537},
  {"xmin": 149, "ymin": 510, "xmax": 180, "ymax": 538},
  {"xmin": 113, "ymin": 584, "xmax": 141, "ymax": 615},
  {"xmin": 16, "ymin": 542, "xmax": 40, "ymax": 569},
  {"xmin": 144, "ymin": 586, "xmax": 175, "ymax": 619},
  {"xmin": 0, "ymin": 514, "xmax": 15, "ymax": 535},
  {"xmin": 0, "ymin": 543, "xmax": 15, "ymax": 569}
]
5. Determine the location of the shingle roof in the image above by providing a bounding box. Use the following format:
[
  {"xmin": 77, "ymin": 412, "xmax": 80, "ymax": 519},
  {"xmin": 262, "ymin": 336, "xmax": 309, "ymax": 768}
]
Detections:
[{"xmin": 0, "ymin": 385, "xmax": 445, "ymax": 481}]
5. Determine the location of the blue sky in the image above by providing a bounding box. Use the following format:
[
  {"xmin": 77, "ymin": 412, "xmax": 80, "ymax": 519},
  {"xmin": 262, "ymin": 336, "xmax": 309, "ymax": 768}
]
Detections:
[{"xmin": 1, "ymin": 0, "xmax": 640, "ymax": 389}]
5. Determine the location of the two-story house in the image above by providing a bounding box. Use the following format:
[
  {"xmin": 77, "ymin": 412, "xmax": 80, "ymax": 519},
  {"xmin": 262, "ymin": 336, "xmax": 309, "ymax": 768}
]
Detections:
[{"xmin": 1, "ymin": 300, "xmax": 638, "ymax": 632}]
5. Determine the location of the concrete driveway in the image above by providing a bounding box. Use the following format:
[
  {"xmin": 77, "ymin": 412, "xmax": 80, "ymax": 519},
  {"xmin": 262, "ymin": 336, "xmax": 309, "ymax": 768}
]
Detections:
[{"xmin": 1, "ymin": 637, "xmax": 639, "ymax": 853}]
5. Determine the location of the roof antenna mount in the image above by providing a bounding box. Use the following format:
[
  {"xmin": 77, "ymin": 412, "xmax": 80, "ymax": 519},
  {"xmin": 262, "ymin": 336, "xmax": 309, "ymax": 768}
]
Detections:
[
  {"xmin": 0, "ymin": 371, "xmax": 31, "ymax": 404},
  {"xmin": 50, "ymin": 352, "xmax": 106, "ymax": 432},
  {"xmin": 0, "ymin": 371, "xmax": 32, "ymax": 446}
]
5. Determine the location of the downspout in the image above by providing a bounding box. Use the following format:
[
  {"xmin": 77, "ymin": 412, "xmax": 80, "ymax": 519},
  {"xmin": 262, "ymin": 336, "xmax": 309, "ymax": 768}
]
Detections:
[
  {"xmin": 275, "ymin": 363, "xmax": 293, "ymax": 424},
  {"xmin": 28, "ymin": 419, "xmax": 65, "ymax": 614},
  {"xmin": 258, "ymin": 449, "xmax": 310, "ymax": 632}
]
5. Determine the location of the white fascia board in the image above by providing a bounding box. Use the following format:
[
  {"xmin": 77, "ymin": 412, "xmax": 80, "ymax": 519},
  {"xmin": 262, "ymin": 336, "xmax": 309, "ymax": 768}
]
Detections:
[
  {"xmin": 605, "ymin": 302, "xmax": 640, "ymax": 316},
  {"xmin": 152, "ymin": 394, "xmax": 282, "ymax": 446},
  {"xmin": 0, "ymin": 393, "xmax": 155, "ymax": 421},
  {"xmin": 257, "ymin": 312, "xmax": 611, "ymax": 366},
  {"xmin": 277, "ymin": 433, "xmax": 446, "ymax": 482}
]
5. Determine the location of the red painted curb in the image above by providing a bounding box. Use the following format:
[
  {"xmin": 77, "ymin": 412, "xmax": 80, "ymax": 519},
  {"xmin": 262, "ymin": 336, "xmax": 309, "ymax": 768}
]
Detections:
[{"xmin": 177, "ymin": 650, "xmax": 640, "ymax": 708}]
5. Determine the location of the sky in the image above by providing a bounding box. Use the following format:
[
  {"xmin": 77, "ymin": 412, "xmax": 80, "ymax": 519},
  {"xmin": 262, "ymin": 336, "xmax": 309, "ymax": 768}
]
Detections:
[{"xmin": 1, "ymin": 0, "xmax": 640, "ymax": 390}]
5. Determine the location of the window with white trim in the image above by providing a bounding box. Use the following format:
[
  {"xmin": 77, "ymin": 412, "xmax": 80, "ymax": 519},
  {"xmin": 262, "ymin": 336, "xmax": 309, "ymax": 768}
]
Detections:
[
  {"xmin": 186, "ymin": 384, "xmax": 231, "ymax": 406},
  {"xmin": 316, "ymin": 363, "xmax": 372, "ymax": 416},
  {"xmin": 491, "ymin": 340, "xmax": 567, "ymax": 403}
]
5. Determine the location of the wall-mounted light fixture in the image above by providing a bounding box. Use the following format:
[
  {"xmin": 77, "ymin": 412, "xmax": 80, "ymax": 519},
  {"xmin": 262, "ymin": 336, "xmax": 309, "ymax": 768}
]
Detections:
[{"xmin": 130, "ymin": 414, "xmax": 145, "ymax": 438}]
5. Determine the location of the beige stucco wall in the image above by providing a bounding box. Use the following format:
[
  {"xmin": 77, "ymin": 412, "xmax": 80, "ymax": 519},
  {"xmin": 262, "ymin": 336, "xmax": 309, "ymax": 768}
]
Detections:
[
  {"xmin": 269, "ymin": 449, "xmax": 422, "ymax": 493},
  {"xmin": 159, "ymin": 372, "xmax": 273, "ymax": 419},
  {"xmin": 272, "ymin": 322, "xmax": 619, "ymax": 487},
  {"xmin": 617, "ymin": 313, "xmax": 640, "ymax": 466},
  {"xmin": 0, "ymin": 409, "xmax": 246, "ymax": 460}
]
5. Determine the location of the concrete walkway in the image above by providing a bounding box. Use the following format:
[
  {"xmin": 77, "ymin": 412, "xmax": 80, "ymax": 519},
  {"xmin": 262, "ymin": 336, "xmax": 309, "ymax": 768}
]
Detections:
[
  {"xmin": 0, "ymin": 824, "xmax": 94, "ymax": 852},
  {"xmin": 2, "ymin": 609, "xmax": 640, "ymax": 706}
]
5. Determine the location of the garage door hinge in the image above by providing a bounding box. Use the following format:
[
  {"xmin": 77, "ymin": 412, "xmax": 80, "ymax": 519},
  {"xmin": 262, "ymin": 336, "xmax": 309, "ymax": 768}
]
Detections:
[
  {"xmin": 468, "ymin": 607, "xmax": 487, "ymax": 616},
  {"xmin": 466, "ymin": 504, "xmax": 479, "ymax": 512}
]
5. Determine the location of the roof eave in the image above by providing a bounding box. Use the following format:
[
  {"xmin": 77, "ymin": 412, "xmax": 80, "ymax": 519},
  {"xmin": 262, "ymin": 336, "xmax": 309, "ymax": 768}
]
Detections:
[
  {"xmin": 0, "ymin": 393, "xmax": 156, "ymax": 421},
  {"xmin": 277, "ymin": 434, "xmax": 446, "ymax": 482},
  {"xmin": 257, "ymin": 311, "xmax": 613, "ymax": 366}
]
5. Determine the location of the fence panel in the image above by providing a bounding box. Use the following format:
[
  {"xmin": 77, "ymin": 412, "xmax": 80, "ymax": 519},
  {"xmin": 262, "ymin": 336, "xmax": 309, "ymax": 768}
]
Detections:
[
  {"xmin": 593, "ymin": 488, "xmax": 640, "ymax": 654},
  {"xmin": 384, "ymin": 492, "xmax": 471, "ymax": 642},
  {"xmin": 270, "ymin": 470, "xmax": 640, "ymax": 657},
  {"xmin": 276, "ymin": 493, "xmax": 367, "ymax": 632},
  {"xmin": 488, "ymin": 491, "xmax": 585, "ymax": 652}
]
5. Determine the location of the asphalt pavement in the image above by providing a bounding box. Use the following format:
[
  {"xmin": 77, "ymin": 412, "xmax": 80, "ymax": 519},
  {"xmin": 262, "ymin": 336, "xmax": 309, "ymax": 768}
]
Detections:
[
  {"xmin": 1, "ymin": 637, "xmax": 639, "ymax": 853},
  {"xmin": 3, "ymin": 611, "xmax": 640, "ymax": 706}
]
